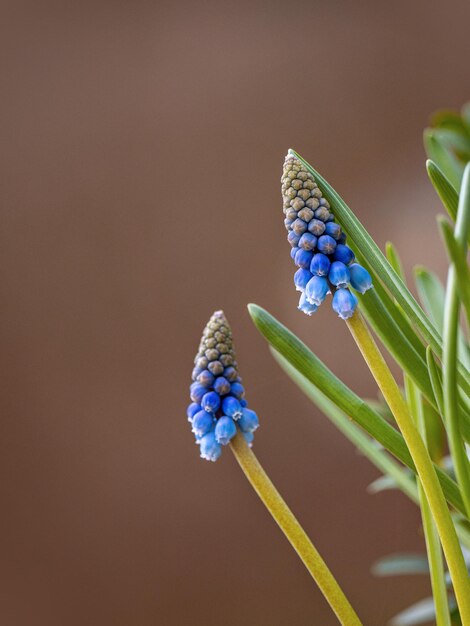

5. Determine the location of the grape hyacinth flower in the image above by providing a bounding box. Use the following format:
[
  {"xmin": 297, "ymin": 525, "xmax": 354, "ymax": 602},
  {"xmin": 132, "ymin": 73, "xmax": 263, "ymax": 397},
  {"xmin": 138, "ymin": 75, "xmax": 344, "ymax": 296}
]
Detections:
[
  {"xmin": 187, "ymin": 310, "xmax": 259, "ymax": 461},
  {"xmin": 281, "ymin": 152, "xmax": 373, "ymax": 319}
]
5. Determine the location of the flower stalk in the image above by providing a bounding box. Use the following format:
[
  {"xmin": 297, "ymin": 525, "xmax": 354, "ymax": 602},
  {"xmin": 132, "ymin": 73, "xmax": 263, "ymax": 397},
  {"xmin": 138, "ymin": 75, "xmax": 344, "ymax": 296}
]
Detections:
[
  {"xmin": 346, "ymin": 310, "xmax": 470, "ymax": 624},
  {"xmin": 229, "ymin": 430, "xmax": 363, "ymax": 626}
]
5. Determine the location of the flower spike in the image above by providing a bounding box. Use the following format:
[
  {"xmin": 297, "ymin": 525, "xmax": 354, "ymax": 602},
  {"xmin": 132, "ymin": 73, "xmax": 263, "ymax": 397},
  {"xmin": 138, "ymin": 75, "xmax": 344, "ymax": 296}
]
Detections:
[
  {"xmin": 188, "ymin": 310, "xmax": 259, "ymax": 461},
  {"xmin": 281, "ymin": 152, "xmax": 372, "ymax": 317}
]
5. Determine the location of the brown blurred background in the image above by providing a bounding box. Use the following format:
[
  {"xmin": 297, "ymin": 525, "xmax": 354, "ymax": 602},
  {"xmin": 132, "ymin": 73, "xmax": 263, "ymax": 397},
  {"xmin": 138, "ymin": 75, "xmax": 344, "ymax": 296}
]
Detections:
[{"xmin": 1, "ymin": 1, "xmax": 469, "ymax": 624}]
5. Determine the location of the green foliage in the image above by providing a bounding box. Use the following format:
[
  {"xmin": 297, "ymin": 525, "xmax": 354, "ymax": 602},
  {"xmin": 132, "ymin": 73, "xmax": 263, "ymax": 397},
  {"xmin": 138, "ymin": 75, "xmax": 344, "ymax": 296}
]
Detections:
[{"xmin": 245, "ymin": 104, "xmax": 470, "ymax": 624}]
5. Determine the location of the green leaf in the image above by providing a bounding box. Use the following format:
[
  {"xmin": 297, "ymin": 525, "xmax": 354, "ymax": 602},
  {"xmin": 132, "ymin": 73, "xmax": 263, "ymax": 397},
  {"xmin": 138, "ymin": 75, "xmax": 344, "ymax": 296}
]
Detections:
[
  {"xmin": 426, "ymin": 347, "xmax": 445, "ymax": 417},
  {"xmin": 439, "ymin": 216, "xmax": 470, "ymax": 327},
  {"xmin": 426, "ymin": 160, "xmax": 459, "ymax": 225},
  {"xmin": 289, "ymin": 149, "xmax": 470, "ymax": 400},
  {"xmin": 390, "ymin": 596, "xmax": 457, "ymax": 626},
  {"xmin": 386, "ymin": 241, "xmax": 406, "ymax": 278},
  {"xmin": 414, "ymin": 266, "xmax": 446, "ymax": 330},
  {"xmin": 371, "ymin": 553, "xmax": 429, "ymax": 577},
  {"xmin": 271, "ymin": 348, "xmax": 418, "ymax": 504},
  {"xmin": 415, "ymin": 266, "xmax": 470, "ymax": 372},
  {"xmin": 368, "ymin": 473, "xmax": 413, "ymax": 495},
  {"xmin": 424, "ymin": 129, "xmax": 464, "ymax": 190},
  {"xmin": 247, "ymin": 303, "xmax": 466, "ymax": 517}
]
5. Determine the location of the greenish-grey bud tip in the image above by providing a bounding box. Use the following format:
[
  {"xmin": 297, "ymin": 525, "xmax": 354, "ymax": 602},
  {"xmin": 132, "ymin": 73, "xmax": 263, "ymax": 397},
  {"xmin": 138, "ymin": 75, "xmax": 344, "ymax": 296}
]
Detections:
[{"xmin": 194, "ymin": 310, "xmax": 239, "ymax": 377}]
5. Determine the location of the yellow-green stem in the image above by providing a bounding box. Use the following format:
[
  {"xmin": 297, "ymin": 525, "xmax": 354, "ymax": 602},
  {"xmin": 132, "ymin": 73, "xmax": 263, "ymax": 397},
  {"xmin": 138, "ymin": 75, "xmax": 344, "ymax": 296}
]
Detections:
[
  {"xmin": 346, "ymin": 311, "xmax": 470, "ymax": 625},
  {"xmin": 405, "ymin": 377, "xmax": 451, "ymax": 626},
  {"xmin": 229, "ymin": 431, "xmax": 362, "ymax": 626}
]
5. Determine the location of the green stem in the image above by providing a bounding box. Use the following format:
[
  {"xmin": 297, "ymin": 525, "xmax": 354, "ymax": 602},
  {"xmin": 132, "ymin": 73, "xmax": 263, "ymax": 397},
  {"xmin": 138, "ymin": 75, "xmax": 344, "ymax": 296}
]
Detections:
[
  {"xmin": 442, "ymin": 265, "xmax": 470, "ymax": 518},
  {"xmin": 442, "ymin": 163, "xmax": 470, "ymax": 519},
  {"xmin": 346, "ymin": 311, "xmax": 470, "ymax": 625},
  {"xmin": 229, "ymin": 431, "xmax": 362, "ymax": 626},
  {"xmin": 405, "ymin": 378, "xmax": 451, "ymax": 626}
]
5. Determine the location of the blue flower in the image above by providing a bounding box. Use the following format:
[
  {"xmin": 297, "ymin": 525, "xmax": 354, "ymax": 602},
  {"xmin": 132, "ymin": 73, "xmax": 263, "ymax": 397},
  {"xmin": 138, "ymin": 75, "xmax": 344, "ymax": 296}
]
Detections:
[
  {"xmin": 190, "ymin": 382, "xmax": 206, "ymax": 404},
  {"xmin": 290, "ymin": 246, "xmax": 299, "ymax": 260},
  {"xmin": 230, "ymin": 382, "xmax": 245, "ymax": 400},
  {"xmin": 238, "ymin": 408, "xmax": 260, "ymax": 433},
  {"xmin": 298, "ymin": 233, "xmax": 317, "ymax": 251},
  {"xmin": 328, "ymin": 261, "xmax": 350, "ymax": 288},
  {"xmin": 192, "ymin": 410, "xmax": 215, "ymax": 437},
  {"xmin": 287, "ymin": 231, "xmax": 300, "ymax": 247},
  {"xmin": 187, "ymin": 402, "xmax": 201, "ymax": 422},
  {"xmin": 215, "ymin": 416, "xmax": 237, "ymax": 445},
  {"xmin": 333, "ymin": 244, "xmax": 355, "ymax": 265},
  {"xmin": 324, "ymin": 222, "xmax": 342, "ymax": 240},
  {"xmin": 308, "ymin": 219, "xmax": 325, "ymax": 236},
  {"xmin": 223, "ymin": 366, "xmax": 238, "ymax": 382},
  {"xmin": 202, "ymin": 391, "xmax": 221, "ymax": 413},
  {"xmin": 199, "ymin": 430, "xmax": 222, "ymax": 462},
  {"xmin": 317, "ymin": 234, "xmax": 337, "ymax": 255},
  {"xmin": 197, "ymin": 369, "xmax": 215, "ymax": 387},
  {"xmin": 310, "ymin": 253, "xmax": 331, "ymax": 277},
  {"xmin": 214, "ymin": 376, "xmax": 231, "ymax": 396},
  {"xmin": 189, "ymin": 311, "xmax": 260, "ymax": 461},
  {"xmin": 305, "ymin": 275, "xmax": 330, "ymax": 305},
  {"xmin": 222, "ymin": 396, "xmax": 243, "ymax": 420},
  {"xmin": 349, "ymin": 263, "xmax": 373, "ymax": 294},
  {"xmin": 294, "ymin": 248, "xmax": 313, "ymax": 269},
  {"xmin": 281, "ymin": 153, "xmax": 372, "ymax": 318},
  {"xmin": 332, "ymin": 288, "xmax": 358, "ymax": 320},
  {"xmin": 298, "ymin": 291, "xmax": 318, "ymax": 316},
  {"xmin": 294, "ymin": 268, "xmax": 313, "ymax": 292}
]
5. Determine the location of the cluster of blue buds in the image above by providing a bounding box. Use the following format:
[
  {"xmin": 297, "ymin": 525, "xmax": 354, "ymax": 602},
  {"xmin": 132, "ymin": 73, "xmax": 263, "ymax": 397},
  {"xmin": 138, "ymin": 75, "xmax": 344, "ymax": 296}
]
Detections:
[
  {"xmin": 187, "ymin": 310, "xmax": 259, "ymax": 462},
  {"xmin": 281, "ymin": 152, "xmax": 373, "ymax": 319}
]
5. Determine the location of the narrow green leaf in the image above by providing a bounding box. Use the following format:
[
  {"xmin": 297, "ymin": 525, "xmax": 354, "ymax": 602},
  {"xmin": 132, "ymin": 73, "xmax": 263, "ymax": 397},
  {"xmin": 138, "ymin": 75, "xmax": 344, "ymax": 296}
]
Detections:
[
  {"xmin": 390, "ymin": 596, "xmax": 457, "ymax": 626},
  {"xmin": 426, "ymin": 347, "xmax": 445, "ymax": 417},
  {"xmin": 424, "ymin": 129, "xmax": 464, "ymax": 190},
  {"xmin": 439, "ymin": 216, "xmax": 470, "ymax": 327},
  {"xmin": 289, "ymin": 149, "xmax": 470, "ymax": 400},
  {"xmin": 386, "ymin": 241, "xmax": 405, "ymax": 278},
  {"xmin": 271, "ymin": 348, "xmax": 418, "ymax": 504},
  {"xmin": 426, "ymin": 159, "xmax": 459, "ymax": 224},
  {"xmin": 415, "ymin": 266, "xmax": 470, "ymax": 371},
  {"xmin": 372, "ymin": 553, "xmax": 429, "ymax": 577},
  {"xmin": 368, "ymin": 473, "xmax": 413, "ymax": 495},
  {"xmin": 248, "ymin": 303, "xmax": 466, "ymax": 516},
  {"xmin": 414, "ymin": 267, "xmax": 446, "ymax": 330}
]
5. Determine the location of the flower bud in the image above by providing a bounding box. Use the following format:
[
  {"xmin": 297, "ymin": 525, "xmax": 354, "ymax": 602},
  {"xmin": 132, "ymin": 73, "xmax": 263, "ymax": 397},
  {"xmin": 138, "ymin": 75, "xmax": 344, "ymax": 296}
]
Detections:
[
  {"xmin": 349, "ymin": 263, "xmax": 373, "ymax": 294},
  {"xmin": 282, "ymin": 153, "xmax": 370, "ymax": 319},
  {"xmin": 199, "ymin": 431, "xmax": 222, "ymax": 462},
  {"xmin": 310, "ymin": 253, "xmax": 331, "ymax": 277},
  {"xmin": 222, "ymin": 396, "xmax": 243, "ymax": 420},
  {"xmin": 239, "ymin": 408, "xmax": 260, "ymax": 433},
  {"xmin": 324, "ymin": 222, "xmax": 342, "ymax": 240},
  {"xmin": 317, "ymin": 235, "xmax": 337, "ymax": 255},
  {"xmin": 294, "ymin": 248, "xmax": 313, "ymax": 269},
  {"xmin": 328, "ymin": 261, "xmax": 350, "ymax": 288},
  {"xmin": 308, "ymin": 219, "xmax": 326, "ymax": 236},
  {"xmin": 192, "ymin": 410, "xmax": 215, "ymax": 437},
  {"xmin": 333, "ymin": 244, "xmax": 355, "ymax": 265},
  {"xmin": 298, "ymin": 291, "xmax": 318, "ymax": 316},
  {"xmin": 215, "ymin": 416, "xmax": 237, "ymax": 445},
  {"xmin": 305, "ymin": 275, "xmax": 330, "ymax": 305},
  {"xmin": 188, "ymin": 311, "xmax": 260, "ymax": 460},
  {"xmin": 187, "ymin": 402, "xmax": 201, "ymax": 422},
  {"xmin": 332, "ymin": 288, "xmax": 358, "ymax": 320},
  {"xmin": 298, "ymin": 233, "xmax": 317, "ymax": 251},
  {"xmin": 294, "ymin": 268, "xmax": 313, "ymax": 292}
]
